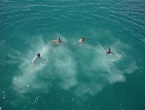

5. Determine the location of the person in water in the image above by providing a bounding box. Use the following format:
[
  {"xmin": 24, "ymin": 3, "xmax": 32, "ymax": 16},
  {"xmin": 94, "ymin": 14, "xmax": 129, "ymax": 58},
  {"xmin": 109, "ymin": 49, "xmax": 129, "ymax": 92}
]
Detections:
[
  {"xmin": 106, "ymin": 48, "xmax": 120, "ymax": 57},
  {"xmin": 32, "ymin": 53, "xmax": 40, "ymax": 65},
  {"xmin": 99, "ymin": 45, "xmax": 120, "ymax": 57},
  {"xmin": 52, "ymin": 37, "xmax": 62, "ymax": 44},
  {"xmin": 79, "ymin": 37, "xmax": 85, "ymax": 42},
  {"xmin": 106, "ymin": 48, "xmax": 111, "ymax": 54}
]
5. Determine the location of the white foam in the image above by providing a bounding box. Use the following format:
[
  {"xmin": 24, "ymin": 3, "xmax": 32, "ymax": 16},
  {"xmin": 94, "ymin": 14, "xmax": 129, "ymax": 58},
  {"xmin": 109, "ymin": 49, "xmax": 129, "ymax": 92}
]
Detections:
[
  {"xmin": 12, "ymin": 38, "xmax": 138, "ymax": 98},
  {"xmin": 12, "ymin": 39, "xmax": 51, "ymax": 93}
]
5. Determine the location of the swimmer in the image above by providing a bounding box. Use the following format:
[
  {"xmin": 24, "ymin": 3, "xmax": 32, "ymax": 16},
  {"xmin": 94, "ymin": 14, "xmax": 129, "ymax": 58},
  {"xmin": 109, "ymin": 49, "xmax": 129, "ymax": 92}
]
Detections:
[
  {"xmin": 32, "ymin": 53, "xmax": 40, "ymax": 65},
  {"xmin": 52, "ymin": 37, "xmax": 62, "ymax": 44},
  {"xmin": 106, "ymin": 48, "xmax": 111, "ymax": 55},
  {"xmin": 106, "ymin": 48, "xmax": 120, "ymax": 57},
  {"xmin": 99, "ymin": 45, "xmax": 120, "ymax": 57},
  {"xmin": 79, "ymin": 37, "xmax": 85, "ymax": 42}
]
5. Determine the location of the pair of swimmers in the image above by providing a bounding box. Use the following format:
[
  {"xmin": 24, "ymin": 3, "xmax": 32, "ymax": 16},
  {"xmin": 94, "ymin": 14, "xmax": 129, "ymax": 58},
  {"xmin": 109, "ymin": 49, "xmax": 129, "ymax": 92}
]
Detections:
[
  {"xmin": 32, "ymin": 37, "xmax": 119, "ymax": 65},
  {"xmin": 51, "ymin": 37, "xmax": 85, "ymax": 44},
  {"xmin": 78, "ymin": 37, "xmax": 117, "ymax": 55}
]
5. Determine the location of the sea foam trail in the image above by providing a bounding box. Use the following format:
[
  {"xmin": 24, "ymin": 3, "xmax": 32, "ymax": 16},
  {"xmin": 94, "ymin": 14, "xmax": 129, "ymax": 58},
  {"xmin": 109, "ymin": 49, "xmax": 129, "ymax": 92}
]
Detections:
[{"xmin": 12, "ymin": 38, "xmax": 138, "ymax": 97}]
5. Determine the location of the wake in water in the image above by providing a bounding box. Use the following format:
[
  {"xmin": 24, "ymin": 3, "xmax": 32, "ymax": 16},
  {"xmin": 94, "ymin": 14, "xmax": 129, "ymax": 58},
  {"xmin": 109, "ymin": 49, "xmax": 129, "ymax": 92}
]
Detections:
[{"xmin": 12, "ymin": 36, "xmax": 138, "ymax": 97}]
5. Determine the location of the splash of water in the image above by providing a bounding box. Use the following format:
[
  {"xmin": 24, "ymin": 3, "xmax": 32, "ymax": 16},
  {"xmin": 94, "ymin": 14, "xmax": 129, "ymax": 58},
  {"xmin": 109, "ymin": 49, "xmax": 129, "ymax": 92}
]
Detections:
[{"xmin": 12, "ymin": 37, "xmax": 138, "ymax": 98}]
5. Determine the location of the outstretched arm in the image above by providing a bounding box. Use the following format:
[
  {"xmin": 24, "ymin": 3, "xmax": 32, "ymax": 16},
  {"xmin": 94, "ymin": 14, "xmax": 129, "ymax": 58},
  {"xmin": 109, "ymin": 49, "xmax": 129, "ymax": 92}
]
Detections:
[
  {"xmin": 51, "ymin": 40, "xmax": 57, "ymax": 43},
  {"xmin": 79, "ymin": 39, "xmax": 82, "ymax": 42},
  {"xmin": 32, "ymin": 58, "xmax": 35, "ymax": 65},
  {"xmin": 111, "ymin": 52, "xmax": 120, "ymax": 57}
]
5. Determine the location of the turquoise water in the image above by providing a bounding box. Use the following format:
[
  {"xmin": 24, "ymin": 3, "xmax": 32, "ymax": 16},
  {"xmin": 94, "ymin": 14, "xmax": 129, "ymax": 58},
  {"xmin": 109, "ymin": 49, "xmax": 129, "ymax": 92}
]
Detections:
[{"xmin": 0, "ymin": 0, "xmax": 145, "ymax": 110}]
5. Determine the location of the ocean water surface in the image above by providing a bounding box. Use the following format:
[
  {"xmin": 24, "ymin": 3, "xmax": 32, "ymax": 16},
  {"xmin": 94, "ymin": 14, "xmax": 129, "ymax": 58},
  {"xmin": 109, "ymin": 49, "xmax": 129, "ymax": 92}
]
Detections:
[{"xmin": 0, "ymin": 0, "xmax": 145, "ymax": 110}]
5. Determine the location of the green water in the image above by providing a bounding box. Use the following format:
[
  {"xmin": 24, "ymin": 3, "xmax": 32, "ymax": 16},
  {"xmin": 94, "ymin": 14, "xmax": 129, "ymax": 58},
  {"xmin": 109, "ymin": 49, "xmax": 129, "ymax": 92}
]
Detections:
[{"xmin": 0, "ymin": 0, "xmax": 145, "ymax": 110}]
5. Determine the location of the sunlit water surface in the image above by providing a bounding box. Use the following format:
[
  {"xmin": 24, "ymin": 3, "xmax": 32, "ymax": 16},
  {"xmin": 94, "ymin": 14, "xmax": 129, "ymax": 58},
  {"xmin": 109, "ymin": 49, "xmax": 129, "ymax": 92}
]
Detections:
[{"xmin": 0, "ymin": 0, "xmax": 145, "ymax": 110}]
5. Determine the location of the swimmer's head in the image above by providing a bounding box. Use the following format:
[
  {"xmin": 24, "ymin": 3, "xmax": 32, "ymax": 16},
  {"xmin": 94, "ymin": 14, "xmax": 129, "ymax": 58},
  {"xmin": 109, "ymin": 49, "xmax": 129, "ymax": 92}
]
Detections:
[
  {"xmin": 82, "ymin": 37, "xmax": 85, "ymax": 41},
  {"xmin": 58, "ymin": 37, "xmax": 61, "ymax": 41},
  {"xmin": 108, "ymin": 48, "xmax": 111, "ymax": 52},
  {"xmin": 37, "ymin": 53, "xmax": 40, "ymax": 57}
]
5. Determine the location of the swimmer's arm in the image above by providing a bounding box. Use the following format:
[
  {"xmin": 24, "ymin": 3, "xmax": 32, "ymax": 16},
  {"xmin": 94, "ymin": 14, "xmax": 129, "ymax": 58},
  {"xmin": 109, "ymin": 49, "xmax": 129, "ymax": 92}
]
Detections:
[
  {"xmin": 51, "ymin": 40, "xmax": 57, "ymax": 43},
  {"xmin": 79, "ymin": 39, "xmax": 83, "ymax": 42},
  {"xmin": 32, "ymin": 59, "xmax": 35, "ymax": 65},
  {"xmin": 32, "ymin": 56, "xmax": 37, "ymax": 65},
  {"xmin": 111, "ymin": 53, "xmax": 120, "ymax": 57},
  {"xmin": 114, "ymin": 54, "xmax": 120, "ymax": 57},
  {"xmin": 32, "ymin": 60, "xmax": 34, "ymax": 65}
]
